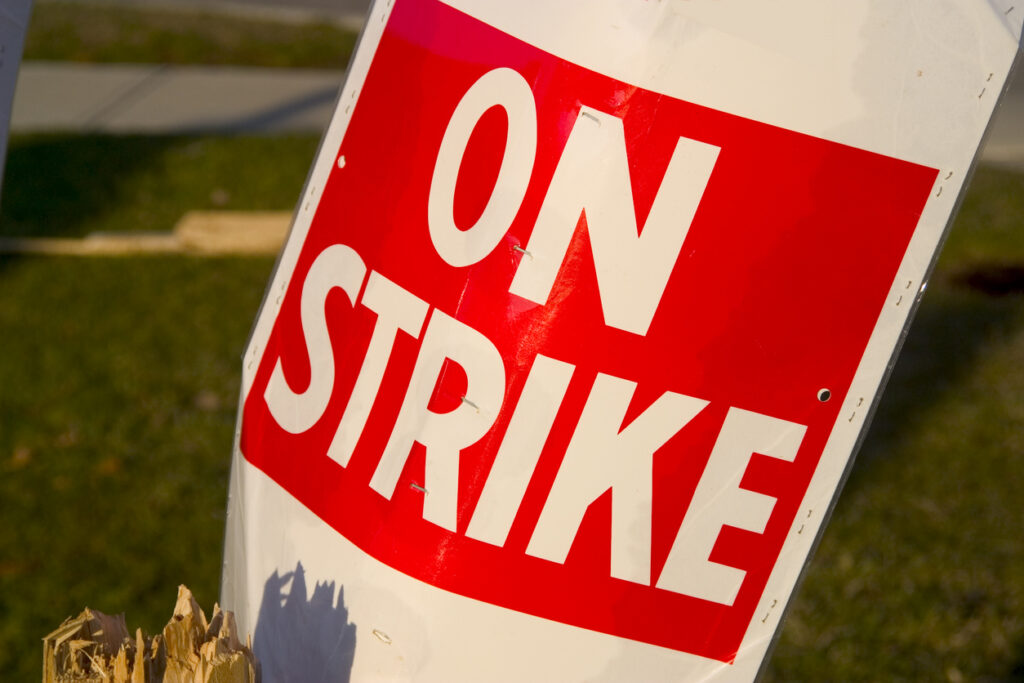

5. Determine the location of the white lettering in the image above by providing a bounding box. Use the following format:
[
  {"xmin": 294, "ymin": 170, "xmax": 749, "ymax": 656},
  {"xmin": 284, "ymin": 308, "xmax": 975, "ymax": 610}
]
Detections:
[
  {"xmin": 509, "ymin": 106, "xmax": 719, "ymax": 335},
  {"xmin": 466, "ymin": 354, "xmax": 575, "ymax": 546},
  {"xmin": 526, "ymin": 373, "xmax": 708, "ymax": 585},
  {"xmin": 428, "ymin": 67, "xmax": 537, "ymax": 267},
  {"xmin": 326, "ymin": 271, "xmax": 429, "ymax": 466},
  {"xmin": 369, "ymin": 310, "xmax": 506, "ymax": 531},
  {"xmin": 264, "ymin": 244, "xmax": 366, "ymax": 434},
  {"xmin": 656, "ymin": 408, "xmax": 806, "ymax": 605}
]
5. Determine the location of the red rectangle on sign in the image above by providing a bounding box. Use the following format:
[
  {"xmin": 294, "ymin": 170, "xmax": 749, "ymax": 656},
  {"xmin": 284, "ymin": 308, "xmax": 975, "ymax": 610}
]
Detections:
[{"xmin": 240, "ymin": 0, "xmax": 937, "ymax": 662}]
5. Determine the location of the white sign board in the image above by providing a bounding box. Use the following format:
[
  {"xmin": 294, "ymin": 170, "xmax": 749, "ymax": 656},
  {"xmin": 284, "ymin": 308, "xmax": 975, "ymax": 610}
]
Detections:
[
  {"xmin": 0, "ymin": 0, "xmax": 31, "ymax": 196},
  {"xmin": 222, "ymin": 1, "xmax": 1022, "ymax": 680}
]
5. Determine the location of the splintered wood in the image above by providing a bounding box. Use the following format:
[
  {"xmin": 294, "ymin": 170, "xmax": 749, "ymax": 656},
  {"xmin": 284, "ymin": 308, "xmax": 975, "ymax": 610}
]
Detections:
[{"xmin": 42, "ymin": 585, "xmax": 259, "ymax": 683}]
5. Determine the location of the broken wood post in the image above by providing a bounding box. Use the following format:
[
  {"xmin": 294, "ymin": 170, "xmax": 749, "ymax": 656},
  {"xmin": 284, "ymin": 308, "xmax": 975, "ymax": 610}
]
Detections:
[{"xmin": 42, "ymin": 585, "xmax": 259, "ymax": 683}]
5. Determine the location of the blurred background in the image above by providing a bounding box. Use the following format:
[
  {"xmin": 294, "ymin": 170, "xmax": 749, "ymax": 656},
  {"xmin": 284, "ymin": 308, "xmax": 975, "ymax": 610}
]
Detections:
[{"xmin": 0, "ymin": 1, "xmax": 1022, "ymax": 681}]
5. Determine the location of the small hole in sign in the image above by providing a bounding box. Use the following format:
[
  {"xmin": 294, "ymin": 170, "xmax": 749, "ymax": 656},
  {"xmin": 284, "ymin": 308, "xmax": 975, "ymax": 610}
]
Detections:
[{"xmin": 817, "ymin": 389, "xmax": 831, "ymax": 402}]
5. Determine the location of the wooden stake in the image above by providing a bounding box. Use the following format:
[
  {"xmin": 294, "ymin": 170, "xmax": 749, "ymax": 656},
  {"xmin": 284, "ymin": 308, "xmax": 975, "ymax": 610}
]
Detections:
[{"xmin": 42, "ymin": 586, "xmax": 259, "ymax": 683}]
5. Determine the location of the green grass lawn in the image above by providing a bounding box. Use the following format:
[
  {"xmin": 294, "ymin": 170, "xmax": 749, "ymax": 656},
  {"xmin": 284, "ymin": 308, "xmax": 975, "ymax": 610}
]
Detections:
[
  {"xmin": 0, "ymin": 127, "xmax": 1022, "ymax": 680},
  {"xmin": 764, "ymin": 167, "xmax": 1024, "ymax": 681},
  {"xmin": 1, "ymin": 134, "xmax": 320, "ymax": 238},
  {"xmin": 0, "ymin": 254, "xmax": 274, "ymax": 681},
  {"xmin": 25, "ymin": 2, "xmax": 358, "ymax": 68},
  {"xmin": 767, "ymin": 285, "xmax": 1024, "ymax": 678},
  {"xmin": 7, "ymin": 3, "xmax": 1023, "ymax": 679}
]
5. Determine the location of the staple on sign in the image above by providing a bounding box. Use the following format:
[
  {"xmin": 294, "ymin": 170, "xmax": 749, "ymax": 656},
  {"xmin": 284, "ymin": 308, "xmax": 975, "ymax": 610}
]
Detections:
[
  {"xmin": 857, "ymin": 397, "xmax": 863, "ymax": 407},
  {"xmin": 372, "ymin": 629, "xmax": 392, "ymax": 645},
  {"xmin": 945, "ymin": 171, "xmax": 953, "ymax": 180},
  {"xmin": 936, "ymin": 186, "xmax": 943, "ymax": 197},
  {"xmin": 581, "ymin": 110, "xmax": 601, "ymax": 125},
  {"xmin": 987, "ymin": 73, "xmax": 994, "ymax": 82},
  {"xmin": 896, "ymin": 295, "xmax": 903, "ymax": 306},
  {"xmin": 512, "ymin": 245, "xmax": 532, "ymax": 258},
  {"xmin": 848, "ymin": 411, "xmax": 856, "ymax": 422},
  {"xmin": 461, "ymin": 396, "xmax": 480, "ymax": 412},
  {"xmin": 410, "ymin": 483, "xmax": 428, "ymax": 494},
  {"xmin": 1006, "ymin": 5, "xmax": 1014, "ymax": 14},
  {"xmin": 797, "ymin": 524, "xmax": 804, "ymax": 534},
  {"xmin": 979, "ymin": 87, "xmax": 987, "ymax": 99}
]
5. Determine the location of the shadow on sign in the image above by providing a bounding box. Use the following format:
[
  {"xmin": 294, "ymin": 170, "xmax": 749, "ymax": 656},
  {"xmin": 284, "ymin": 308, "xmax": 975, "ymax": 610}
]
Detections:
[{"xmin": 253, "ymin": 562, "xmax": 357, "ymax": 683}]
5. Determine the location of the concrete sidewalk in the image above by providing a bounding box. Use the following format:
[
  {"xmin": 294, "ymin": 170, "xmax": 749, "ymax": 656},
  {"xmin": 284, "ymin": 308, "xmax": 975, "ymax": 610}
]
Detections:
[
  {"xmin": 42, "ymin": 0, "xmax": 371, "ymax": 29},
  {"xmin": 11, "ymin": 61, "xmax": 344, "ymax": 134},
  {"xmin": 9, "ymin": 59, "xmax": 1024, "ymax": 166}
]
